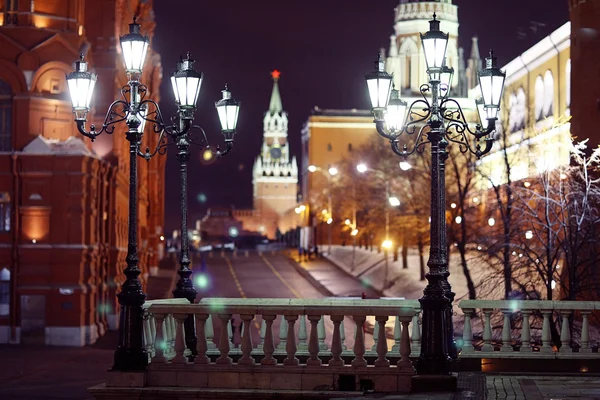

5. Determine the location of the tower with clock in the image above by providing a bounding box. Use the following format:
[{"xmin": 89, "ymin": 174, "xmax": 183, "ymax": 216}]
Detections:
[{"xmin": 251, "ymin": 70, "xmax": 298, "ymax": 236}]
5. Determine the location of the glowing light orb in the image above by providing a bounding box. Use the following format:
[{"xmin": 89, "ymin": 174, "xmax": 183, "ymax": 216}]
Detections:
[
  {"xmin": 197, "ymin": 193, "xmax": 207, "ymax": 203},
  {"xmin": 194, "ymin": 274, "xmax": 210, "ymax": 290},
  {"xmin": 229, "ymin": 226, "xmax": 239, "ymax": 237},
  {"xmin": 203, "ymin": 149, "xmax": 213, "ymax": 161}
]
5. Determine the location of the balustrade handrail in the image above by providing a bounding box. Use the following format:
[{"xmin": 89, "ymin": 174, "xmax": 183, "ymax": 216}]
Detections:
[
  {"xmin": 458, "ymin": 299, "xmax": 599, "ymax": 311},
  {"xmin": 148, "ymin": 301, "xmax": 417, "ymax": 318}
]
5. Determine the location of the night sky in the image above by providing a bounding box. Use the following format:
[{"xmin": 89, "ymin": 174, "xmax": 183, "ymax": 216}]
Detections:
[{"xmin": 152, "ymin": 0, "xmax": 568, "ymax": 234}]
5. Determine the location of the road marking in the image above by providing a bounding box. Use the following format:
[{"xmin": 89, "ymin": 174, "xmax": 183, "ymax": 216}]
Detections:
[
  {"xmin": 225, "ymin": 257, "xmax": 246, "ymax": 298},
  {"xmin": 260, "ymin": 254, "xmax": 302, "ymax": 299}
]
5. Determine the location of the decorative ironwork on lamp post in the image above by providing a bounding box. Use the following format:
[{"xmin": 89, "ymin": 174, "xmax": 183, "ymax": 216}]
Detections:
[
  {"xmin": 141, "ymin": 54, "xmax": 240, "ymax": 355},
  {"xmin": 364, "ymin": 13, "xmax": 506, "ymax": 375},
  {"xmin": 66, "ymin": 17, "xmax": 240, "ymax": 370}
]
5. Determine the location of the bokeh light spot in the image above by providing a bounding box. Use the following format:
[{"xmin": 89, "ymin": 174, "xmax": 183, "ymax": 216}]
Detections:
[
  {"xmin": 194, "ymin": 273, "xmax": 211, "ymax": 290},
  {"xmin": 197, "ymin": 193, "xmax": 207, "ymax": 204}
]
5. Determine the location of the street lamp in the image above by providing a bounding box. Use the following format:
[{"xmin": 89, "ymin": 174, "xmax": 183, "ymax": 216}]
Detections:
[
  {"xmin": 139, "ymin": 54, "xmax": 240, "ymax": 355},
  {"xmin": 66, "ymin": 18, "xmax": 239, "ymax": 370},
  {"xmin": 66, "ymin": 17, "xmax": 154, "ymax": 371},
  {"xmin": 364, "ymin": 14, "xmax": 505, "ymax": 375},
  {"xmin": 308, "ymin": 165, "xmax": 337, "ymax": 254}
]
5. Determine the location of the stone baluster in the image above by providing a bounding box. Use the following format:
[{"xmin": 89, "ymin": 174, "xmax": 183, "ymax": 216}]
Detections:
[
  {"xmin": 501, "ymin": 309, "xmax": 513, "ymax": 352},
  {"xmin": 559, "ymin": 311, "xmax": 571, "ymax": 353},
  {"xmin": 172, "ymin": 313, "xmax": 188, "ymax": 364},
  {"xmin": 482, "ymin": 309, "xmax": 494, "ymax": 352},
  {"xmin": 169, "ymin": 314, "xmax": 177, "ymax": 346},
  {"xmin": 277, "ymin": 315, "xmax": 288, "ymax": 351},
  {"xmin": 374, "ymin": 316, "xmax": 390, "ymax": 367},
  {"xmin": 329, "ymin": 315, "xmax": 345, "ymax": 366},
  {"xmin": 318, "ymin": 316, "xmax": 328, "ymax": 351},
  {"xmin": 283, "ymin": 315, "xmax": 299, "ymax": 365},
  {"xmin": 194, "ymin": 313, "xmax": 210, "ymax": 364},
  {"xmin": 205, "ymin": 315, "xmax": 215, "ymax": 349},
  {"xmin": 541, "ymin": 311, "xmax": 553, "ymax": 353},
  {"xmin": 397, "ymin": 319, "xmax": 412, "ymax": 368},
  {"xmin": 151, "ymin": 313, "xmax": 167, "ymax": 363},
  {"xmin": 261, "ymin": 315, "xmax": 277, "ymax": 365},
  {"xmin": 581, "ymin": 312, "xmax": 591, "ymax": 353},
  {"xmin": 307, "ymin": 315, "xmax": 322, "ymax": 366},
  {"xmin": 149, "ymin": 314, "xmax": 157, "ymax": 356},
  {"xmin": 340, "ymin": 318, "xmax": 347, "ymax": 351},
  {"xmin": 391, "ymin": 317, "xmax": 401, "ymax": 353},
  {"xmin": 216, "ymin": 314, "xmax": 233, "ymax": 364},
  {"xmin": 239, "ymin": 314, "xmax": 255, "ymax": 365},
  {"xmin": 521, "ymin": 310, "xmax": 531, "ymax": 352},
  {"xmin": 461, "ymin": 308, "xmax": 474, "ymax": 353},
  {"xmin": 143, "ymin": 314, "xmax": 153, "ymax": 357},
  {"xmin": 351, "ymin": 315, "xmax": 367, "ymax": 367},
  {"xmin": 297, "ymin": 315, "xmax": 308, "ymax": 352},
  {"xmin": 162, "ymin": 315, "xmax": 172, "ymax": 355},
  {"xmin": 411, "ymin": 312, "xmax": 421, "ymax": 355},
  {"xmin": 371, "ymin": 319, "xmax": 379, "ymax": 352}
]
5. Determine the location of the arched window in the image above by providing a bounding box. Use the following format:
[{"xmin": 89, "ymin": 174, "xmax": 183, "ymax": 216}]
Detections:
[
  {"xmin": 516, "ymin": 88, "xmax": 527, "ymax": 131},
  {"xmin": 0, "ymin": 80, "xmax": 12, "ymax": 151},
  {"xmin": 534, "ymin": 76, "xmax": 544, "ymax": 122},
  {"xmin": 508, "ymin": 93, "xmax": 518, "ymax": 132},
  {"xmin": 543, "ymin": 70, "xmax": 554, "ymax": 118},
  {"xmin": 566, "ymin": 59, "xmax": 571, "ymax": 109}
]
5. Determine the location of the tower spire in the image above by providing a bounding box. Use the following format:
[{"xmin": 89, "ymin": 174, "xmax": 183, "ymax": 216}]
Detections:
[{"xmin": 269, "ymin": 70, "xmax": 283, "ymax": 114}]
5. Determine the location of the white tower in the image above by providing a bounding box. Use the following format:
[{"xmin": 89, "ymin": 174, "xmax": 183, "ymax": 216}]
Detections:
[{"xmin": 384, "ymin": 0, "xmax": 459, "ymax": 95}]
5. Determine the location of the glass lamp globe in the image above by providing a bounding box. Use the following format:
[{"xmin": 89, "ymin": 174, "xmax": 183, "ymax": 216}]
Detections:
[
  {"xmin": 385, "ymin": 87, "xmax": 408, "ymax": 132},
  {"xmin": 215, "ymin": 85, "xmax": 241, "ymax": 140},
  {"xmin": 66, "ymin": 55, "xmax": 97, "ymax": 120},
  {"xmin": 365, "ymin": 53, "xmax": 393, "ymax": 114},
  {"xmin": 120, "ymin": 17, "xmax": 149, "ymax": 74},
  {"xmin": 170, "ymin": 53, "xmax": 203, "ymax": 111},
  {"xmin": 420, "ymin": 14, "xmax": 449, "ymax": 76},
  {"xmin": 478, "ymin": 50, "xmax": 506, "ymax": 121}
]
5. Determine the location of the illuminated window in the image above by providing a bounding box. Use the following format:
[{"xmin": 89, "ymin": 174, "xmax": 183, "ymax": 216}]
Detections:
[
  {"xmin": 534, "ymin": 76, "xmax": 544, "ymax": 121},
  {"xmin": 566, "ymin": 59, "xmax": 571, "ymax": 108},
  {"xmin": 508, "ymin": 93, "xmax": 518, "ymax": 132},
  {"xmin": 4, "ymin": 0, "xmax": 17, "ymax": 25},
  {"xmin": 0, "ymin": 268, "xmax": 9, "ymax": 316},
  {"xmin": 0, "ymin": 192, "xmax": 9, "ymax": 232},
  {"xmin": 543, "ymin": 70, "xmax": 554, "ymax": 118},
  {"xmin": 0, "ymin": 80, "xmax": 11, "ymax": 151}
]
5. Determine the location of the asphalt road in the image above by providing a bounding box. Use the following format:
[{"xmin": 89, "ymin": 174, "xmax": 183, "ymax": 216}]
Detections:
[{"xmin": 0, "ymin": 250, "xmax": 381, "ymax": 399}]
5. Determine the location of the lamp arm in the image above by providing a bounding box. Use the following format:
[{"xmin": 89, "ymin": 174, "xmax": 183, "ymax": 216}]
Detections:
[
  {"xmin": 389, "ymin": 124, "xmax": 430, "ymax": 157},
  {"xmin": 216, "ymin": 140, "xmax": 234, "ymax": 159},
  {"xmin": 138, "ymin": 128, "xmax": 170, "ymax": 161},
  {"xmin": 139, "ymin": 99, "xmax": 173, "ymax": 135},
  {"xmin": 440, "ymin": 98, "xmax": 497, "ymax": 139},
  {"xmin": 188, "ymin": 125, "xmax": 209, "ymax": 147},
  {"xmin": 374, "ymin": 98, "xmax": 431, "ymax": 140},
  {"xmin": 75, "ymin": 99, "xmax": 129, "ymax": 141}
]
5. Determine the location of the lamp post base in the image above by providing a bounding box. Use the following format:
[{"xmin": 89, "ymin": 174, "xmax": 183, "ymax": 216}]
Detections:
[{"xmin": 113, "ymin": 347, "xmax": 148, "ymax": 371}]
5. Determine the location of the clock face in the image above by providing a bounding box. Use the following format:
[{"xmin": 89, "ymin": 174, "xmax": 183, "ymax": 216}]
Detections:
[{"xmin": 270, "ymin": 147, "xmax": 282, "ymax": 159}]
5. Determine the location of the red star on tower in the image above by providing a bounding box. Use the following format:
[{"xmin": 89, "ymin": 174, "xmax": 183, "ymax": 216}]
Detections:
[{"xmin": 271, "ymin": 69, "xmax": 281, "ymax": 80}]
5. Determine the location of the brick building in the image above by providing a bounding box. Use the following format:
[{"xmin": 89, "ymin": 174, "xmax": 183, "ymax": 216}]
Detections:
[{"xmin": 0, "ymin": 0, "xmax": 165, "ymax": 346}]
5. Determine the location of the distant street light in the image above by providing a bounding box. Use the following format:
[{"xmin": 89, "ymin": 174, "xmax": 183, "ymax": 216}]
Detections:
[
  {"xmin": 399, "ymin": 161, "xmax": 412, "ymax": 171},
  {"xmin": 309, "ymin": 165, "xmax": 338, "ymax": 254},
  {"xmin": 328, "ymin": 166, "xmax": 339, "ymax": 176},
  {"xmin": 525, "ymin": 230, "xmax": 533, "ymax": 240},
  {"xmin": 389, "ymin": 196, "xmax": 401, "ymax": 207},
  {"xmin": 488, "ymin": 217, "xmax": 496, "ymax": 227},
  {"xmin": 356, "ymin": 163, "xmax": 368, "ymax": 173},
  {"xmin": 308, "ymin": 165, "xmax": 317, "ymax": 172},
  {"xmin": 326, "ymin": 218, "xmax": 333, "ymax": 225}
]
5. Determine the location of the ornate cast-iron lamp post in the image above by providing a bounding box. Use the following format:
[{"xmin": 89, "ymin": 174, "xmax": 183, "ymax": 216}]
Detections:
[
  {"xmin": 141, "ymin": 55, "xmax": 240, "ymax": 354},
  {"xmin": 364, "ymin": 14, "xmax": 505, "ymax": 375},
  {"xmin": 66, "ymin": 18, "xmax": 239, "ymax": 370}
]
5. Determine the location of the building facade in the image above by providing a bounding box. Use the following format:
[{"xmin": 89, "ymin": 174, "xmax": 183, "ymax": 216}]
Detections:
[
  {"xmin": 302, "ymin": 0, "xmax": 480, "ymax": 244},
  {"xmin": 233, "ymin": 71, "xmax": 299, "ymax": 239},
  {"xmin": 0, "ymin": 0, "xmax": 165, "ymax": 346}
]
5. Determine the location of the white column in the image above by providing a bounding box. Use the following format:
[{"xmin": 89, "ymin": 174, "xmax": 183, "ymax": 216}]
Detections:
[
  {"xmin": 351, "ymin": 315, "xmax": 367, "ymax": 367},
  {"xmin": 371, "ymin": 318, "xmax": 379, "ymax": 352},
  {"xmin": 482, "ymin": 309, "xmax": 493, "ymax": 352},
  {"xmin": 277, "ymin": 315, "xmax": 287, "ymax": 351},
  {"xmin": 261, "ymin": 315, "xmax": 277, "ymax": 365},
  {"xmin": 541, "ymin": 311, "xmax": 553, "ymax": 353},
  {"xmin": 318, "ymin": 317, "xmax": 328, "ymax": 351},
  {"xmin": 239, "ymin": 314, "xmax": 255, "ymax": 365},
  {"xmin": 392, "ymin": 316, "xmax": 401, "ymax": 353},
  {"xmin": 410, "ymin": 312, "xmax": 421, "ymax": 356},
  {"xmin": 581, "ymin": 312, "xmax": 591, "ymax": 353},
  {"xmin": 374, "ymin": 316, "xmax": 390, "ymax": 367},
  {"xmin": 151, "ymin": 313, "xmax": 167, "ymax": 363},
  {"xmin": 216, "ymin": 314, "xmax": 233, "ymax": 364},
  {"xmin": 340, "ymin": 319, "xmax": 347, "ymax": 351},
  {"xmin": 397, "ymin": 319, "xmax": 412, "ymax": 368},
  {"xmin": 501, "ymin": 310, "xmax": 512, "ymax": 352},
  {"xmin": 461, "ymin": 308, "xmax": 474, "ymax": 353},
  {"xmin": 284, "ymin": 315, "xmax": 299, "ymax": 366},
  {"xmin": 559, "ymin": 311, "xmax": 571, "ymax": 353},
  {"xmin": 329, "ymin": 315, "xmax": 344, "ymax": 366},
  {"xmin": 307, "ymin": 315, "xmax": 322, "ymax": 366},
  {"xmin": 194, "ymin": 313, "xmax": 210, "ymax": 364},
  {"xmin": 172, "ymin": 313, "xmax": 188, "ymax": 364},
  {"xmin": 257, "ymin": 319, "xmax": 266, "ymax": 350}
]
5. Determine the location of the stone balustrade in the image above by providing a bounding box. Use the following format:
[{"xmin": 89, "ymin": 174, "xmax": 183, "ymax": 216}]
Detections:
[
  {"xmin": 458, "ymin": 300, "xmax": 600, "ymax": 359},
  {"xmin": 141, "ymin": 298, "xmax": 418, "ymax": 392}
]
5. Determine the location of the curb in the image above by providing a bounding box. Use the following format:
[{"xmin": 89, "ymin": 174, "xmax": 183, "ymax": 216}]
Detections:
[
  {"xmin": 283, "ymin": 256, "xmax": 335, "ymax": 298},
  {"xmin": 322, "ymin": 254, "xmax": 385, "ymax": 298}
]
